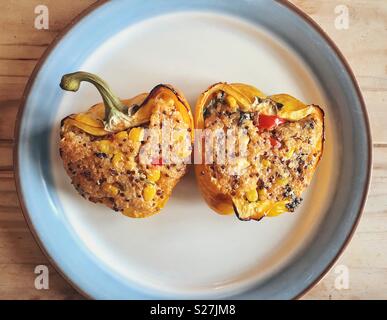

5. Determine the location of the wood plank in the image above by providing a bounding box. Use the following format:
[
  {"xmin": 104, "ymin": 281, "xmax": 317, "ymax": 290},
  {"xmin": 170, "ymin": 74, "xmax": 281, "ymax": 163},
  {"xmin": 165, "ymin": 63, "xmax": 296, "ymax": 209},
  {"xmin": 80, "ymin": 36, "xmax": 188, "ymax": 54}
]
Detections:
[
  {"xmin": 0, "ymin": 100, "xmax": 18, "ymax": 140},
  {"xmin": 0, "ymin": 263, "xmax": 82, "ymax": 299},
  {"xmin": 0, "ymin": 0, "xmax": 96, "ymax": 45},
  {"xmin": 290, "ymin": 0, "xmax": 387, "ymax": 143},
  {"xmin": 0, "ymin": 0, "xmax": 96, "ymax": 101},
  {"xmin": 305, "ymin": 266, "xmax": 387, "ymax": 300},
  {"xmin": 0, "ymin": 76, "xmax": 28, "ymax": 101},
  {"xmin": 0, "ymin": 45, "xmax": 44, "ymax": 60},
  {"xmin": 0, "ymin": 171, "xmax": 82, "ymax": 299},
  {"xmin": 0, "ymin": 141, "xmax": 13, "ymax": 171},
  {"xmin": 0, "ymin": 59, "xmax": 36, "ymax": 77}
]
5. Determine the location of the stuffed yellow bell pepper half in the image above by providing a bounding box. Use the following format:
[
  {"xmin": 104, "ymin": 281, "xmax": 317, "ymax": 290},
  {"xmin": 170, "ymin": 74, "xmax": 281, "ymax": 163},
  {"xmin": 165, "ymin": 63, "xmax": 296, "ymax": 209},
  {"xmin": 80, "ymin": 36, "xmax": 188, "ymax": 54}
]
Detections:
[
  {"xmin": 194, "ymin": 82, "xmax": 324, "ymax": 221},
  {"xmin": 59, "ymin": 72, "xmax": 193, "ymax": 218}
]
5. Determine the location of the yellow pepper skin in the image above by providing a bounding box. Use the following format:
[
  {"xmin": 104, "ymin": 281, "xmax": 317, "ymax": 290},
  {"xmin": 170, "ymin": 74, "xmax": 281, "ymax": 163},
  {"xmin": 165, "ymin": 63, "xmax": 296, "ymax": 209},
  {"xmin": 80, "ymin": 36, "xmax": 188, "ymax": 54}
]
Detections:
[
  {"xmin": 194, "ymin": 82, "xmax": 324, "ymax": 221},
  {"xmin": 60, "ymin": 73, "xmax": 193, "ymax": 142},
  {"xmin": 59, "ymin": 72, "xmax": 194, "ymax": 218}
]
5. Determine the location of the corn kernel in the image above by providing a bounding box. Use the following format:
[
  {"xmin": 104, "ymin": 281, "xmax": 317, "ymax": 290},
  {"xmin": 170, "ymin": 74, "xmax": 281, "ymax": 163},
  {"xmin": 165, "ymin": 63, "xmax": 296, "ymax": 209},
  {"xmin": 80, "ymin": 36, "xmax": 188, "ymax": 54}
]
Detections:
[
  {"xmin": 276, "ymin": 177, "xmax": 289, "ymax": 186},
  {"xmin": 112, "ymin": 152, "xmax": 125, "ymax": 169},
  {"xmin": 103, "ymin": 184, "xmax": 119, "ymax": 196},
  {"xmin": 147, "ymin": 169, "xmax": 161, "ymax": 182},
  {"xmin": 97, "ymin": 140, "xmax": 112, "ymax": 154},
  {"xmin": 143, "ymin": 184, "xmax": 156, "ymax": 201},
  {"xmin": 115, "ymin": 131, "xmax": 128, "ymax": 140},
  {"xmin": 226, "ymin": 95, "xmax": 238, "ymax": 111},
  {"xmin": 174, "ymin": 130, "xmax": 187, "ymax": 143},
  {"xmin": 246, "ymin": 189, "xmax": 258, "ymax": 202},
  {"xmin": 261, "ymin": 159, "xmax": 271, "ymax": 169},
  {"xmin": 178, "ymin": 147, "xmax": 191, "ymax": 158},
  {"xmin": 286, "ymin": 146, "xmax": 296, "ymax": 159},
  {"xmin": 124, "ymin": 160, "xmax": 136, "ymax": 171},
  {"xmin": 258, "ymin": 188, "xmax": 267, "ymax": 200},
  {"xmin": 129, "ymin": 127, "xmax": 144, "ymax": 142}
]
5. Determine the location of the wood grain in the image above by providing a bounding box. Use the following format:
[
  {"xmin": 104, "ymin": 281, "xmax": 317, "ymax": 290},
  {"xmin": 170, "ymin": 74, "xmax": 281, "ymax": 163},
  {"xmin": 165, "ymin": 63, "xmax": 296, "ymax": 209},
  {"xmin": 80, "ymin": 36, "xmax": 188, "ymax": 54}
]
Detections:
[{"xmin": 0, "ymin": 0, "xmax": 386, "ymax": 300}]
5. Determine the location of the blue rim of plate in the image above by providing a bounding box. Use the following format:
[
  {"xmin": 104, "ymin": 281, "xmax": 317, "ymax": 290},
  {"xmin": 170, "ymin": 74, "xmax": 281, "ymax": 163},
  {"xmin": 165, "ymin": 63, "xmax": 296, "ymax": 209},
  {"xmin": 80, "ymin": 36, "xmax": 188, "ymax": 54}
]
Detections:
[{"xmin": 14, "ymin": 0, "xmax": 372, "ymax": 299}]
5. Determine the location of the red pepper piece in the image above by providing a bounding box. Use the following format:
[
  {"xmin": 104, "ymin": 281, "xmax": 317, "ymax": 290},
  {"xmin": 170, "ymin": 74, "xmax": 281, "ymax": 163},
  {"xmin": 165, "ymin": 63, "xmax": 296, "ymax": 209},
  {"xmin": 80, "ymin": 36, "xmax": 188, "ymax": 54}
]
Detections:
[
  {"xmin": 270, "ymin": 137, "xmax": 282, "ymax": 149},
  {"xmin": 258, "ymin": 114, "xmax": 286, "ymax": 131}
]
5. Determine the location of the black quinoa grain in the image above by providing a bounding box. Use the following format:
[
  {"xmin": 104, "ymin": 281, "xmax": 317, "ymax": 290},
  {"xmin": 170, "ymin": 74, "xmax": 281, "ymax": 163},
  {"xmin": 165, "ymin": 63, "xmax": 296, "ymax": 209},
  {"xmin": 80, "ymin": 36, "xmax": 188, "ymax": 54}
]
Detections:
[
  {"xmin": 286, "ymin": 197, "xmax": 303, "ymax": 212},
  {"xmin": 109, "ymin": 169, "xmax": 118, "ymax": 176},
  {"xmin": 95, "ymin": 152, "xmax": 108, "ymax": 159},
  {"xmin": 258, "ymin": 179, "xmax": 265, "ymax": 189},
  {"xmin": 283, "ymin": 185, "xmax": 294, "ymax": 198},
  {"xmin": 97, "ymin": 178, "xmax": 106, "ymax": 186},
  {"xmin": 239, "ymin": 112, "xmax": 251, "ymax": 125},
  {"xmin": 82, "ymin": 170, "xmax": 92, "ymax": 179}
]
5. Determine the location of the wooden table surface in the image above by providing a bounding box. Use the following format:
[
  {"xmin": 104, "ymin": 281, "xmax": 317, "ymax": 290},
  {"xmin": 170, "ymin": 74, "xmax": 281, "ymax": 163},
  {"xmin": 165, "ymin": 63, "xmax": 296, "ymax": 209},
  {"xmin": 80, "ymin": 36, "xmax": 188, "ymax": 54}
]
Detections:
[{"xmin": 0, "ymin": 0, "xmax": 386, "ymax": 300}]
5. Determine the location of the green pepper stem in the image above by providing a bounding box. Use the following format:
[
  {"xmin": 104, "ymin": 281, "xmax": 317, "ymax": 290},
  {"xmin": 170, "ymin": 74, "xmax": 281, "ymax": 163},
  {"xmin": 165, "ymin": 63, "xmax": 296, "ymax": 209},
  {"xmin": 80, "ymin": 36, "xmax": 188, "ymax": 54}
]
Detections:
[{"xmin": 60, "ymin": 71, "xmax": 131, "ymax": 131}]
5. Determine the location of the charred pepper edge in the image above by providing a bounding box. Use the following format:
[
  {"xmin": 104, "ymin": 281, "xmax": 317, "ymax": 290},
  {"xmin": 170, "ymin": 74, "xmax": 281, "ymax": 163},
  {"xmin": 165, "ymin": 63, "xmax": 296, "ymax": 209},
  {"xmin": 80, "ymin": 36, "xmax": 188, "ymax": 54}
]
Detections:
[
  {"xmin": 140, "ymin": 84, "xmax": 194, "ymax": 141},
  {"xmin": 232, "ymin": 202, "xmax": 264, "ymax": 222}
]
